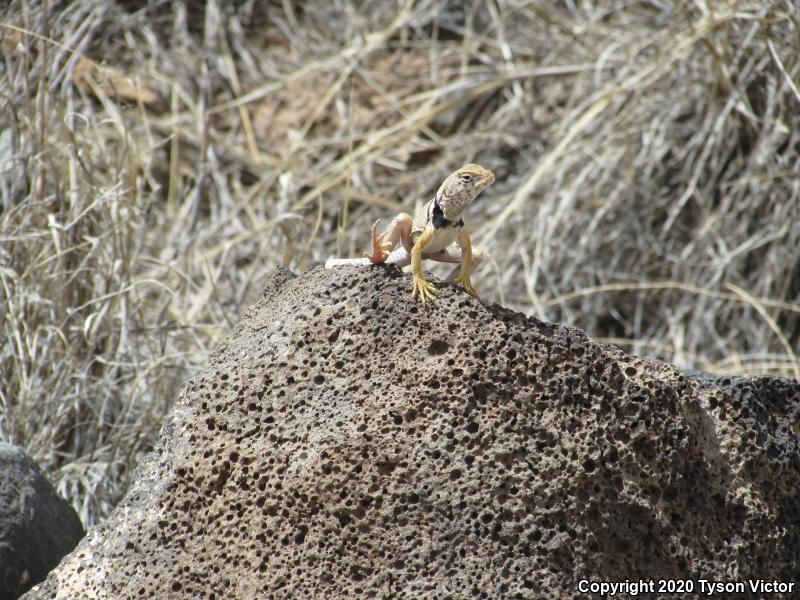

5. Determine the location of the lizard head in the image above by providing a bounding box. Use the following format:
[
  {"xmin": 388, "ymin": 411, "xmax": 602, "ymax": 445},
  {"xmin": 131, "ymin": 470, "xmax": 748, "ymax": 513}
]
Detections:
[{"xmin": 435, "ymin": 164, "xmax": 495, "ymax": 222}]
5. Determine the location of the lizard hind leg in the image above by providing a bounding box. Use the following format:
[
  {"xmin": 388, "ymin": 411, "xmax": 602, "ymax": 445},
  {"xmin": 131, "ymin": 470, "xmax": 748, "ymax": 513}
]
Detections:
[
  {"xmin": 364, "ymin": 219, "xmax": 388, "ymax": 264},
  {"xmin": 363, "ymin": 213, "xmax": 413, "ymax": 264}
]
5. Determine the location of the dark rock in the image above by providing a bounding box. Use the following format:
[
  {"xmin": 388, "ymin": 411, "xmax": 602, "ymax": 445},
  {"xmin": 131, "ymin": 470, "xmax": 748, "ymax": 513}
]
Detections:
[
  {"xmin": 24, "ymin": 266, "xmax": 800, "ymax": 599},
  {"xmin": 0, "ymin": 444, "xmax": 84, "ymax": 600}
]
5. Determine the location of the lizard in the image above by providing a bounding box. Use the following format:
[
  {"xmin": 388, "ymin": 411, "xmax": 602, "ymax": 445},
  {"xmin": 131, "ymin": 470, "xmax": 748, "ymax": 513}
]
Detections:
[{"xmin": 325, "ymin": 164, "xmax": 495, "ymax": 302}]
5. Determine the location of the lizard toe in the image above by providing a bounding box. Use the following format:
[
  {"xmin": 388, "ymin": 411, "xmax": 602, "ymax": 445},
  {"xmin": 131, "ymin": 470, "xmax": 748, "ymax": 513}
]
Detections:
[
  {"xmin": 364, "ymin": 219, "xmax": 390, "ymax": 263},
  {"xmin": 455, "ymin": 275, "xmax": 479, "ymax": 298},
  {"xmin": 412, "ymin": 276, "xmax": 437, "ymax": 303}
]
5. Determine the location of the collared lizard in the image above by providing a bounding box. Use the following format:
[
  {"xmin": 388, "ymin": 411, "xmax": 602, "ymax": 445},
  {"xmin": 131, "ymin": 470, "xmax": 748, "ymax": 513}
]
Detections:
[{"xmin": 325, "ymin": 164, "xmax": 495, "ymax": 302}]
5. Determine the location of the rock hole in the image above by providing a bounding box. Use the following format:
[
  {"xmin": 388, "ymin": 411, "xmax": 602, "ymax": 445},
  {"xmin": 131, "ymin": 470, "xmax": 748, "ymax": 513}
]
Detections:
[
  {"xmin": 428, "ymin": 340, "xmax": 449, "ymax": 355},
  {"xmin": 294, "ymin": 525, "xmax": 308, "ymax": 544}
]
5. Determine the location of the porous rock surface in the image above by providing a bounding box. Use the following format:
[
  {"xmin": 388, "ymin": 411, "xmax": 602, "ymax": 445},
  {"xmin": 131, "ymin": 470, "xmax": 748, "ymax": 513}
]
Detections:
[
  {"xmin": 25, "ymin": 266, "xmax": 800, "ymax": 599},
  {"xmin": 0, "ymin": 443, "xmax": 84, "ymax": 600}
]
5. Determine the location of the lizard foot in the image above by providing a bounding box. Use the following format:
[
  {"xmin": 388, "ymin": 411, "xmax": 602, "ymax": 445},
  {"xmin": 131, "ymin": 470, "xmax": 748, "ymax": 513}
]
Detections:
[
  {"xmin": 363, "ymin": 219, "xmax": 390, "ymax": 264},
  {"xmin": 455, "ymin": 274, "xmax": 480, "ymax": 298},
  {"xmin": 412, "ymin": 274, "xmax": 437, "ymax": 303}
]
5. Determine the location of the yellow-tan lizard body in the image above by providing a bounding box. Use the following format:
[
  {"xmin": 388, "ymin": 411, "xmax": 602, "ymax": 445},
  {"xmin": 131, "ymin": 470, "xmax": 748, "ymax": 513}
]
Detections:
[{"xmin": 325, "ymin": 164, "xmax": 495, "ymax": 302}]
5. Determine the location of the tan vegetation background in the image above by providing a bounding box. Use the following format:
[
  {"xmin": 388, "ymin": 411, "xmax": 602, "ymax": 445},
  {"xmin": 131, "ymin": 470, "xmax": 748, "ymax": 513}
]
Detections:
[{"xmin": 1, "ymin": 0, "xmax": 798, "ymax": 525}]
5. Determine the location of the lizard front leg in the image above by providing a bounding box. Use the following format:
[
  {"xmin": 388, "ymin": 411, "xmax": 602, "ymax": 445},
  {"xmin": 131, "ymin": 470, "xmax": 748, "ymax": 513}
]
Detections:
[
  {"xmin": 428, "ymin": 245, "xmax": 484, "ymax": 283},
  {"xmin": 411, "ymin": 226, "xmax": 437, "ymax": 303},
  {"xmin": 454, "ymin": 228, "xmax": 479, "ymax": 298},
  {"xmin": 364, "ymin": 212, "xmax": 412, "ymax": 264}
]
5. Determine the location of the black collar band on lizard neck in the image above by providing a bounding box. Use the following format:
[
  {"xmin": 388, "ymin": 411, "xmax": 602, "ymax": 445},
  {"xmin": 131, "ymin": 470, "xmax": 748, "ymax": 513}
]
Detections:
[{"xmin": 431, "ymin": 199, "xmax": 464, "ymax": 229}]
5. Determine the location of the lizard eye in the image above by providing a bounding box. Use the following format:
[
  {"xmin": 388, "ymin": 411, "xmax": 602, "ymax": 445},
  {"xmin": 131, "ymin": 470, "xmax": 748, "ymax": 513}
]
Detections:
[{"xmin": 460, "ymin": 174, "xmax": 473, "ymax": 182}]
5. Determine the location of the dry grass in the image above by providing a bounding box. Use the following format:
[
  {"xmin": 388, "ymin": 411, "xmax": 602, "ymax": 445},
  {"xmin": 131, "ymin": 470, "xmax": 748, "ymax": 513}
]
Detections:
[{"xmin": 1, "ymin": 0, "xmax": 798, "ymax": 524}]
